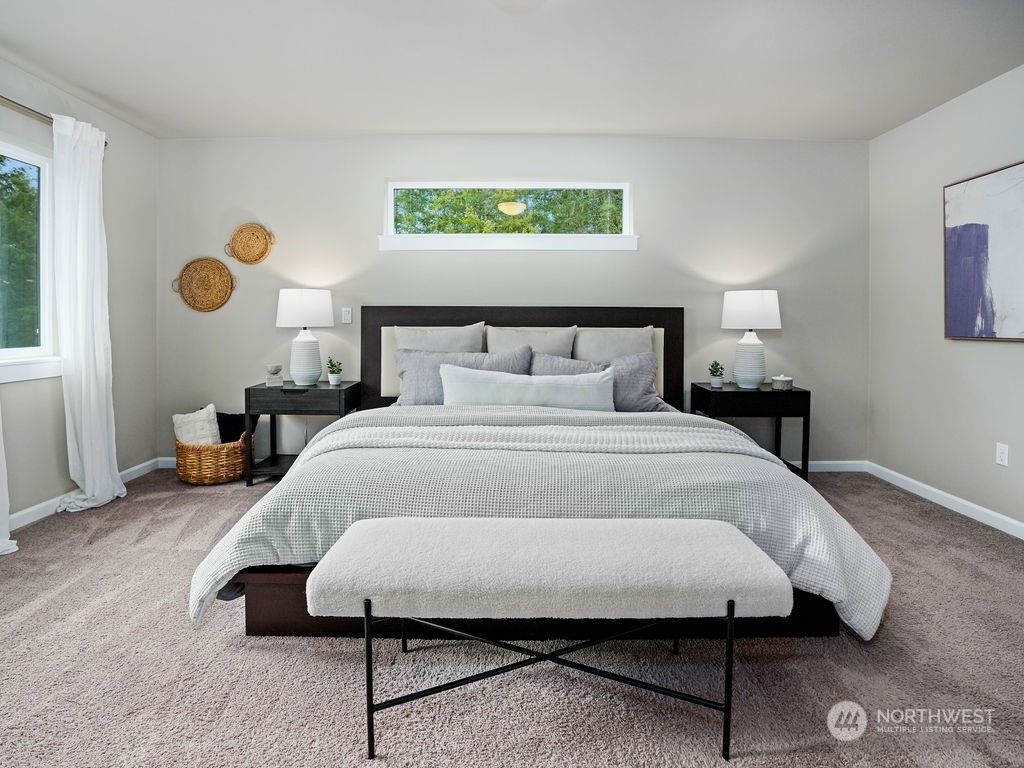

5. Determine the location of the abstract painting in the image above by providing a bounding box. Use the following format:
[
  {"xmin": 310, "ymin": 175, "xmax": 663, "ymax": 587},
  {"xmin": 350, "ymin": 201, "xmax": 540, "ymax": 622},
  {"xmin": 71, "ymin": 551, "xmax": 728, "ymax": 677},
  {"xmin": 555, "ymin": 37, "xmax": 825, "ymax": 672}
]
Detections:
[{"xmin": 944, "ymin": 160, "xmax": 1024, "ymax": 340}]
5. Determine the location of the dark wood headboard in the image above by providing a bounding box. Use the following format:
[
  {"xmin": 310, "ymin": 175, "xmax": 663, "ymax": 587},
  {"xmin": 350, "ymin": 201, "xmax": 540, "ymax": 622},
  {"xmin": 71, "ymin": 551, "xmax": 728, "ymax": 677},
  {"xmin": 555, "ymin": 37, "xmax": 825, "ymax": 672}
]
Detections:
[{"xmin": 360, "ymin": 306, "xmax": 685, "ymax": 410}]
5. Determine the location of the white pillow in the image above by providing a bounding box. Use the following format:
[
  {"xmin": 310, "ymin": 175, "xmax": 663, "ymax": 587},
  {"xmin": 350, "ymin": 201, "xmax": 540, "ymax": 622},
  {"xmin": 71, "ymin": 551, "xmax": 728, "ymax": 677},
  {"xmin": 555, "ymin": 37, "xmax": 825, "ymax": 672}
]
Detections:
[
  {"xmin": 485, "ymin": 326, "xmax": 576, "ymax": 357},
  {"xmin": 440, "ymin": 365, "xmax": 614, "ymax": 411},
  {"xmin": 172, "ymin": 403, "xmax": 220, "ymax": 445},
  {"xmin": 573, "ymin": 326, "xmax": 655, "ymax": 362},
  {"xmin": 394, "ymin": 321, "xmax": 485, "ymax": 352}
]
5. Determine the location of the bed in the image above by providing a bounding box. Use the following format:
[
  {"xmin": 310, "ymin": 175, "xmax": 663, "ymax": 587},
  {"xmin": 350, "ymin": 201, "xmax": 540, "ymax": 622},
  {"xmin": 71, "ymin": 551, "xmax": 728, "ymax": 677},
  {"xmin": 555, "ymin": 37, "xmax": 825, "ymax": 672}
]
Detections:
[{"xmin": 189, "ymin": 306, "xmax": 891, "ymax": 640}]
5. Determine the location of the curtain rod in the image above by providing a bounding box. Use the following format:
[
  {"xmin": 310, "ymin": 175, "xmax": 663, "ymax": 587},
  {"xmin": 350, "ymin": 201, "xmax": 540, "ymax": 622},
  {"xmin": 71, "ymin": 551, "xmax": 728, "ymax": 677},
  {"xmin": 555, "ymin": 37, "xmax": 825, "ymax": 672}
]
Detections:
[
  {"xmin": 0, "ymin": 93, "xmax": 53, "ymax": 125},
  {"xmin": 1, "ymin": 92, "xmax": 109, "ymax": 148}
]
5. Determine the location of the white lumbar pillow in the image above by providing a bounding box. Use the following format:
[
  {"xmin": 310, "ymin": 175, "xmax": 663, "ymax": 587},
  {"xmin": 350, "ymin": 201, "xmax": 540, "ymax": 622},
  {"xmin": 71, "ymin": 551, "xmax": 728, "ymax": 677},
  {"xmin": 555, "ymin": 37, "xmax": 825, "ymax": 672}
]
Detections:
[
  {"xmin": 172, "ymin": 403, "xmax": 220, "ymax": 445},
  {"xmin": 440, "ymin": 365, "xmax": 614, "ymax": 411}
]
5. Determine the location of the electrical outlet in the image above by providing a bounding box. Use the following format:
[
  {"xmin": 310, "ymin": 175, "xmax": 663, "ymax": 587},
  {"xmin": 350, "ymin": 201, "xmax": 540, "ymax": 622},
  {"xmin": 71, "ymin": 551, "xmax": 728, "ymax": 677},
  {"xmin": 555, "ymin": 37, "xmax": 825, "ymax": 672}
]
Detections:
[
  {"xmin": 996, "ymin": 442, "xmax": 1009, "ymax": 467},
  {"xmin": 341, "ymin": 307, "xmax": 353, "ymax": 324}
]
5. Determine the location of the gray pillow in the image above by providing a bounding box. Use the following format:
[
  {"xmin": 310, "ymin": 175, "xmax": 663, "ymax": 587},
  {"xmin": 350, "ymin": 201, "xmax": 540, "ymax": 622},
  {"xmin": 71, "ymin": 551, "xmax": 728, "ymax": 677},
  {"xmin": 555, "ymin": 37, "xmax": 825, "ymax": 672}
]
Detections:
[
  {"xmin": 531, "ymin": 351, "xmax": 672, "ymax": 412},
  {"xmin": 573, "ymin": 326, "xmax": 654, "ymax": 362},
  {"xmin": 396, "ymin": 345, "xmax": 533, "ymax": 405},
  {"xmin": 394, "ymin": 321, "xmax": 485, "ymax": 352},
  {"xmin": 486, "ymin": 326, "xmax": 576, "ymax": 357}
]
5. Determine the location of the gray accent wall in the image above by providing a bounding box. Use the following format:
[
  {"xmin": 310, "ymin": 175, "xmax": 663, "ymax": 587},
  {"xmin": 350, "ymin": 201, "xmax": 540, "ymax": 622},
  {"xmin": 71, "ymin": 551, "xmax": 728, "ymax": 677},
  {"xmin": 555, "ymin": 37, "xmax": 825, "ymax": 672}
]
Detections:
[
  {"xmin": 868, "ymin": 64, "xmax": 1024, "ymax": 525},
  {"xmin": 156, "ymin": 135, "xmax": 869, "ymax": 461}
]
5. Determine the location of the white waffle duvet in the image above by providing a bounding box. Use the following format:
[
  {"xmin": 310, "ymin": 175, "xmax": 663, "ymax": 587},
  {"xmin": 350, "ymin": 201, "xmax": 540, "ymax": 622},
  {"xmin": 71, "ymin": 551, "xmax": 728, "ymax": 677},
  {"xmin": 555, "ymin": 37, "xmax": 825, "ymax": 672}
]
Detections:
[{"xmin": 189, "ymin": 406, "xmax": 891, "ymax": 639}]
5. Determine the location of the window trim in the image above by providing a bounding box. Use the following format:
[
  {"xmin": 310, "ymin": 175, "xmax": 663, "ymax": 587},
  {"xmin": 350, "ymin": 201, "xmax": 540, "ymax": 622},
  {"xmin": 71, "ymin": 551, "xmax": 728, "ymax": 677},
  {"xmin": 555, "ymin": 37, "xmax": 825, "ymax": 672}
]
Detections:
[
  {"xmin": 0, "ymin": 138, "xmax": 55, "ymax": 377},
  {"xmin": 0, "ymin": 356, "xmax": 62, "ymax": 384},
  {"xmin": 378, "ymin": 181, "xmax": 638, "ymax": 251}
]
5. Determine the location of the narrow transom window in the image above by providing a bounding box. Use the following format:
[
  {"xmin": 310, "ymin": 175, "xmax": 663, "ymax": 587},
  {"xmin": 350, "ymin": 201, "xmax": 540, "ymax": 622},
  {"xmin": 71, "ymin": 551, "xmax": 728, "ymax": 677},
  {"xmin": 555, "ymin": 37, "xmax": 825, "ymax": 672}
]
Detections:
[{"xmin": 379, "ymin": 182, "xmax": 637, "ymax": 250}]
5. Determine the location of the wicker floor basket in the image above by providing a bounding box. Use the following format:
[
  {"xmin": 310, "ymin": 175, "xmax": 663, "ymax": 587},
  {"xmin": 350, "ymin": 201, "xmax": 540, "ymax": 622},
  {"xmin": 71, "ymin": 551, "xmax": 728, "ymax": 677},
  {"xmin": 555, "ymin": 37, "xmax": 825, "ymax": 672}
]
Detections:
[{"xmin": 175, "ymin": 434, "xmax": 247, "ymax": 485}]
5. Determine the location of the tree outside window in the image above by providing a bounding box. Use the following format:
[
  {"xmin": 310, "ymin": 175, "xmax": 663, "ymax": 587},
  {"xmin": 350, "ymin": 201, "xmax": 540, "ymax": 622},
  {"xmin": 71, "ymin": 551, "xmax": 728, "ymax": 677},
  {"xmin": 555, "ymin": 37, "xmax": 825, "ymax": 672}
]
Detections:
[
  {"xmin": 0, "ymin": 155, "xmax": 41, "ymax": 350},
  {"xmin": 393, "ymin": 187, "xmax": 624, "ymax": 235}
]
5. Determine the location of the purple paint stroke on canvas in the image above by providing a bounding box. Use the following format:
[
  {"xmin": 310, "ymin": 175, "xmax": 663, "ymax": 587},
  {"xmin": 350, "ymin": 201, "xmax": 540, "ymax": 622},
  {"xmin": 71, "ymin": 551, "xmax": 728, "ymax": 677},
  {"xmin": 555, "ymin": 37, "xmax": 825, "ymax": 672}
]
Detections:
[{"xmin": 945, "ymin": 223, "xmax": 996, "ymax": 338}]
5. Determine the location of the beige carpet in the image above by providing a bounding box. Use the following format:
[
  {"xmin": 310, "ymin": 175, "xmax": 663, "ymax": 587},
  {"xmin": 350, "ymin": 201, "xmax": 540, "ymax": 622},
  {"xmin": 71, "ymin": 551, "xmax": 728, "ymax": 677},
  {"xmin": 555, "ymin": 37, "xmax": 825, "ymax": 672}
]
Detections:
[{"xmin": 0, "ymin": 470, "xmax": 1022, "ymax": 768}]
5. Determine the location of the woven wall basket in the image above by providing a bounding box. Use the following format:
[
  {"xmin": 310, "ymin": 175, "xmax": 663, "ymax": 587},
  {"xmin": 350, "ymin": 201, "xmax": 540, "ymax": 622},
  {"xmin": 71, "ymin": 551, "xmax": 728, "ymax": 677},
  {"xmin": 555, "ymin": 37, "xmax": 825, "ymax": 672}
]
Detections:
[
  {"xmin": 172, "ymin": 257, "xmax": 237, "ymax": 312},
  {"xmin": 224, "ymin": 222, "xmax": 275, "ymax": 264}
]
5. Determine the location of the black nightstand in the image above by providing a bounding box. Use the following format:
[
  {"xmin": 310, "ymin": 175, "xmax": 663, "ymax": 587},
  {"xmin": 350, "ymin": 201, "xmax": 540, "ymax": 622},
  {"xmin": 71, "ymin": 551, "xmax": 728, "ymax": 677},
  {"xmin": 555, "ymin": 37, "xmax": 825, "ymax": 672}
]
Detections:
[
  {"xmin": 245, "ymin": 381, "xmax": 361, "ymax": 485},
  {"xmin": 690, "ymin": 382, "xmax": 810, "ymax": 479}
]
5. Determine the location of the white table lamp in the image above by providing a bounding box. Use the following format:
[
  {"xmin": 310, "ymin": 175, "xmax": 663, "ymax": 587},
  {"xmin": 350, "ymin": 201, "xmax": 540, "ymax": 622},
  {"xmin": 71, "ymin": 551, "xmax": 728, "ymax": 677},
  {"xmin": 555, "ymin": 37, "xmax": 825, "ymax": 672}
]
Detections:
[
  {"xmin": 721, "ymin": 290, "xmax": 781, "ymax": 389},
  {"xmin": 276, "ymin": 288, "xmax": 335, "ymax": 386}
]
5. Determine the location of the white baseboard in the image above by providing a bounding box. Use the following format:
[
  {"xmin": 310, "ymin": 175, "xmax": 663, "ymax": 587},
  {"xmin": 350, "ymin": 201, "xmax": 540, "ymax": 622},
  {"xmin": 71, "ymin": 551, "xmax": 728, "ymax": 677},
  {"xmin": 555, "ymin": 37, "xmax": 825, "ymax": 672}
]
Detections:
[
  {"xmin": 10, "ymin": 494, "xmax": 59, "ymax": 531},
  {"xmin": 806, "ymin": 459, "xmax": 1024, "ymax": 541},
  {"xmin": 120, "ymin": 458, "xmax": 162, "ymax": 482},
  {"xmin": 11, "ymin": 456, "xmax": 1024, "ymax": 543},
  {"xmin": 863, "ymin": 461, "xmax": 1024, "ymax": 542},
  {"xmin": 10, "ymin": 458, "xmax": 171, "ymax": 531},
  {"xmin": 808, "ymin": 460, "xmax": 869, "ymax": 473}
]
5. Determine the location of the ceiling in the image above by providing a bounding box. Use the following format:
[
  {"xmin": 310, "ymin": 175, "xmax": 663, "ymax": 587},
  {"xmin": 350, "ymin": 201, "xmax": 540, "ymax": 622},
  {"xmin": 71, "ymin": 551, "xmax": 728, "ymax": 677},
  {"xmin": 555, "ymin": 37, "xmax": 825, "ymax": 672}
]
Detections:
[{"xmin": 1, "ymin": 0, "xmax": 1022, "ymax": 141}]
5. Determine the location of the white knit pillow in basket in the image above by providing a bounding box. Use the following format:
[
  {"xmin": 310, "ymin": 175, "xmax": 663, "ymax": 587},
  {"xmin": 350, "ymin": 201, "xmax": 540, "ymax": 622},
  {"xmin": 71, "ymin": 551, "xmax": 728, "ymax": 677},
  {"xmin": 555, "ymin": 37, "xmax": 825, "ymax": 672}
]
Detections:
[{"xmin": 172, "ymin": 403, "xmax": 220, "ymax": 445}]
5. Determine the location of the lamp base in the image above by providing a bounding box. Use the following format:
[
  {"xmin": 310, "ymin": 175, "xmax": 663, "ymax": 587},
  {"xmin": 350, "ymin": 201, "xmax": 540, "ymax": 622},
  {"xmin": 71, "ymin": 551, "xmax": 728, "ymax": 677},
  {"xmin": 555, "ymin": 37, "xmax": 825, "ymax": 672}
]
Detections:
[
  {"xmin": 290, "ymin": 329, "xmax": 322, "ymax": 386},
  {"xmin": 733, "ymin": 331, "xmax": 767, "ymax": 389}
]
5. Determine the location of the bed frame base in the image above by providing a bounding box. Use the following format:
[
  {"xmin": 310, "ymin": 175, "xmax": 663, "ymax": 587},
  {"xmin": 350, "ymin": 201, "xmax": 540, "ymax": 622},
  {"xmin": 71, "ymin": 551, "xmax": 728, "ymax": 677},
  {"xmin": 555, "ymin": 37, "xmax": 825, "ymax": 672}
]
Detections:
[{"xmin": 236, "ymin": 566, "xmax": 841, "ymax": 638}]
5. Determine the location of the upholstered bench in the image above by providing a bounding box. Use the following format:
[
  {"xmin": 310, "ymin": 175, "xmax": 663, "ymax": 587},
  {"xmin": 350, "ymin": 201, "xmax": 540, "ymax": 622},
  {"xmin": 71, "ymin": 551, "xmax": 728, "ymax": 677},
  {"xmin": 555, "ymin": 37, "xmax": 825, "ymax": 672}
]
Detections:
[{"xmin": 307, "ymin": 517, "xmax": 793, "ymax": 761}]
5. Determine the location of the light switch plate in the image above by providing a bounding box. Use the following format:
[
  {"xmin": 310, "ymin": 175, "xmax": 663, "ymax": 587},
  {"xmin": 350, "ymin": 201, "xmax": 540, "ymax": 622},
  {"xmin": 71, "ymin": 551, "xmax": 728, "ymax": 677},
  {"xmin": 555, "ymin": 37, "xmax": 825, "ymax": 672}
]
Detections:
[{"xmin": 996, "ymin": 442, "xmax": 1009, "ymax": 467}]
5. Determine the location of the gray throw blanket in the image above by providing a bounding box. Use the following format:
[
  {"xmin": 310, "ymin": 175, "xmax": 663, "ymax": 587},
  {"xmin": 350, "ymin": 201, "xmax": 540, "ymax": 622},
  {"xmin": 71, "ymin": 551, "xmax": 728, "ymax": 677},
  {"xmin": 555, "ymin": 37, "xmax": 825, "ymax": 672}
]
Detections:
[{"xmin": 189, "ymin": 406, "xmax": 891, "ymax": 639}]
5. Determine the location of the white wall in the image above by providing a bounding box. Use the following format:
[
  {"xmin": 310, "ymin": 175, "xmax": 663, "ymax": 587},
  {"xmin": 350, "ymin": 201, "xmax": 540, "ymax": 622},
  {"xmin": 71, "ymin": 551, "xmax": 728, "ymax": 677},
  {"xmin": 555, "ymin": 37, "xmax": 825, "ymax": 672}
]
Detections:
[
  {"xmin": 0, "ymin": 56, "xmax": 159, "ymax": 514},
  {"xmin": 157, "ymin": 135, "xmax": 869, "ymax": 460},
  {"xmin": 869, "ymin": 64, "xmax": 1024, "ymax": 524}
]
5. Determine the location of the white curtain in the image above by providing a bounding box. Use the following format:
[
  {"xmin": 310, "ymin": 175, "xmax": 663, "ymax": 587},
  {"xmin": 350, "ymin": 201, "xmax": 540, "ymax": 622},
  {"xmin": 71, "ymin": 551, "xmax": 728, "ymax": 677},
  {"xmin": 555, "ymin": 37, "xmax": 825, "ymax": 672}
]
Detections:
[
  {"xmin": 52, "ymin": 115, "xmax": 126, "ymax": 511},
  {"xmin": 0, "ymin": 401, "xmax": 15, "ymax": 555}
]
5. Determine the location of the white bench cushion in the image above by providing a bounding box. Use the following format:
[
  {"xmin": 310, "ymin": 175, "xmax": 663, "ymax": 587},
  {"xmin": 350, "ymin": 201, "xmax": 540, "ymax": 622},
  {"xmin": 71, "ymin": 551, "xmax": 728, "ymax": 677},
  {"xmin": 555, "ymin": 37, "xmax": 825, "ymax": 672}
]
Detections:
[{"xmin": 307, "ymin": 518, "xmax": 793, "ymax": 620}]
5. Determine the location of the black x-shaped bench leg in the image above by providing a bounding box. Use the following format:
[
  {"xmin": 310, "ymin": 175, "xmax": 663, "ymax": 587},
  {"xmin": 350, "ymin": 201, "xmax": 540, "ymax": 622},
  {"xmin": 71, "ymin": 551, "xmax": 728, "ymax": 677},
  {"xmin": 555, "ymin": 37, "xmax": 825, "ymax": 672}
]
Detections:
[{"xmin": 362, "ymin": 599, "xmax": 737, "ymax": 761}]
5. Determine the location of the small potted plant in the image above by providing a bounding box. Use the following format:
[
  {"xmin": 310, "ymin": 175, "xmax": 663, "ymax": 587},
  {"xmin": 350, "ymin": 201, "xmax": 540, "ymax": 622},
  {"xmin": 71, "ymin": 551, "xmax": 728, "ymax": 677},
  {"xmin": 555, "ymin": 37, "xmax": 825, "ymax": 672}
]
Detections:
[
  {"xmin": 708, "ymin": 360, "xmax": 725, "ymax": 388},
  {"xmin": 327, "ymin": 356, "xmax": 343, "ymax": 386}
]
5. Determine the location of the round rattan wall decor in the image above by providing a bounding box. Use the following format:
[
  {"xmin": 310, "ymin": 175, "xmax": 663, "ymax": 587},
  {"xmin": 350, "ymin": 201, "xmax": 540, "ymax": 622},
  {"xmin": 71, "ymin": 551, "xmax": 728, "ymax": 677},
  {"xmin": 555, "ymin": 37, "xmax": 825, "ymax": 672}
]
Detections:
[
  {"xmin": 224, "ymin": 222, "xmax": 275, "ymax": 265},
  {"xmin": 172, "ymin": 257, "xmax": 237, "ymax": 312}
]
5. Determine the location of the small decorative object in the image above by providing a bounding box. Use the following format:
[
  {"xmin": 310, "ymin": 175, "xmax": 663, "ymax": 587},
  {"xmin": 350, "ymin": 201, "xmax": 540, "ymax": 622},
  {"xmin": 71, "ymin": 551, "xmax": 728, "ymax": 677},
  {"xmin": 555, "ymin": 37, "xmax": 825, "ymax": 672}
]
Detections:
[
  {"xmin": 771, "ymin": 374, "xmax": 793, "ymax": 391},
  {"xmin": 224, "ymin": 222, "xmax": 275, "ymax": 265},
  {"xmin": 721, "ymin": 290, "xmax": 781, "ymax": 389},
  {"xmin": 708, "ymin": 360, "xmax": 724, "ymax": 388},
  {"xmin": 327, "ymin": 356, "xmax": 343, "ymax": 386},
  {"xmin": 944, "ymin": 160, "xmax": 1024, "ymax": 341},
  {"xmin": 276, "ymin": 288, "xmax": 335, "ymax": 386},
  {"xmin": 266, "ymin": 364, "xmax": 284, "ymax": 388},
  {"xmin": 172, "ymin": 257, "xmax": 237, "ymax": 312}
]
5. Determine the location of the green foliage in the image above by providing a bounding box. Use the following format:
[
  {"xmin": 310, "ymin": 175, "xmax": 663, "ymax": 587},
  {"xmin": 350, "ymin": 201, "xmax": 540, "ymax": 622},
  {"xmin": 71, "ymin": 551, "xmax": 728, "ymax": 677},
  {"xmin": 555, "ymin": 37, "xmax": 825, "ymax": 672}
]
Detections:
[
  {"xmin": 327, "ymin": 356, "xmax": 343, "ymax": 375},
  {"xmin": 393, "ymin": 187, "xmax": 623, "ymax": 235},
  {"xmin": 0, "ymin": 155, "xmax": 41, "ymax": 350},
  {"xmin": 708, "ymin": 360, "xmax": 724, "ymax": 377}
]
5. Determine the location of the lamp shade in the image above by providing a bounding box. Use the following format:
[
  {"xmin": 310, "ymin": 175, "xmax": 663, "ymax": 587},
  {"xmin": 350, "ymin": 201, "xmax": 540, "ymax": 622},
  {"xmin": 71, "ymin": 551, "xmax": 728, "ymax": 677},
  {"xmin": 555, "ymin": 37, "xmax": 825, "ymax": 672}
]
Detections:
[
  {"xmin": 276, "ymin": 289, "xmax": 335, "ymax": 329},
  {"xmin": 721, "ymin": 290, "xmax": 781, "ymax": 330}
]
